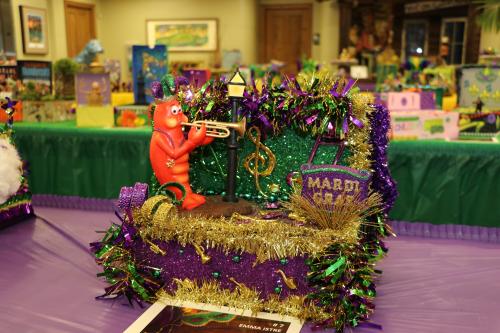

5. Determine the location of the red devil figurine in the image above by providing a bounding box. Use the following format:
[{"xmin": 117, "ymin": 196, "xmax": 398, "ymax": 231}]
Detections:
[{"xmin": 150, "ymin": 98, "xmax": 213, "ymax": 210}]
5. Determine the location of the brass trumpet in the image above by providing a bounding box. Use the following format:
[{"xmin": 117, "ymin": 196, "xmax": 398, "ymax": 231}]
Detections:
[{"xmin": 181, "ymin": 117, "xmax": 246, "ymax": 138}]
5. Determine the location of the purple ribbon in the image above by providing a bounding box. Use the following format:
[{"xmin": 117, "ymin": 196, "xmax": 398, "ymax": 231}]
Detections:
[
  {"xmin": 292, "ymin": 78, "xmax": 312, "ymax": 98},
  {"xmin": 243, "ymin": 79, "xmax": 273, "ymax": 133},
  {"xmin": 328, "ymin": 81, "xmax": 364, "ymax": 135},
  {"xmin": 121, "ymin": 221, "xmax": 136, "ymax": 247},
  {"xmin": 330, "ymin": 79, "xmax": 356, "ymax": 98},
  {"xmin": 305, "ymin": 114, "xmax": 318, "ymax": 125},
  {"xmin": 342, "ymin": 117, "xmax": 349, "ymax": 134},
  {"xmin": 350, "ymin": 114, "xmax": 364, "ymax": 128},
  {"xmin": 131, "ymin": 183, "xmax": 148, "ymax": 208},
  {"xmin": 117, "ymin": 183, "xmax": 148, "ymax": 213},
  {"xmin": 117, "ymin": 186, "xmax": 133, "ymax": 212}
]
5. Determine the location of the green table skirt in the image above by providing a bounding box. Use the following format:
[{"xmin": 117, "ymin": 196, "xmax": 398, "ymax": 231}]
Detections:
[
  {"xmin": 13, "ymin": 121, "xmax": 500, "ymax": 227},
  {"xmin": 388, "ymin": 140, "xmax": 500, "ymax": 227},
  {"xmin": 13, "ymin": 122, "xmax": 153, "ymax": 200}
]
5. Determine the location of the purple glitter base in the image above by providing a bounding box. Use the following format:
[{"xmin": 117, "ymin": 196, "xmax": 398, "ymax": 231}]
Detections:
[
  {"xmin": 368, "ymin": 104, "xmax": 398, "ymax": 213},
  {"xmin": 133, "ymin": 239, "xmax": 314, "ymax": 299}
]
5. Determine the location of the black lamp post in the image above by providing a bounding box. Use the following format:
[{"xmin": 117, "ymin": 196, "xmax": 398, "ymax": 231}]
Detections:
[{"xmin": 223, "ymin": 70, "xmax": 246, "ymax": 203}]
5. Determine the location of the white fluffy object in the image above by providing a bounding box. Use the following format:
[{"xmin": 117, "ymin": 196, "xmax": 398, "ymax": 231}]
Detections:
[{"xmin": 0, "ymin": 137, "xmax": 23, "ymax": 205}]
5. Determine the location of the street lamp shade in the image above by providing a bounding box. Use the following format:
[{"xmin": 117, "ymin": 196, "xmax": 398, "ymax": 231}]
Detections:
[{"xmin": 227, "ymin": 70, "xmax": 246, "ymax": 98}]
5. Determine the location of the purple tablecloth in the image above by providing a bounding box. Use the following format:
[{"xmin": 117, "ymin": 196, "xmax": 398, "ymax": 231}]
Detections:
[{"xmin": 1, "ymin": 207, "xmax": 500, "ymax": 333}]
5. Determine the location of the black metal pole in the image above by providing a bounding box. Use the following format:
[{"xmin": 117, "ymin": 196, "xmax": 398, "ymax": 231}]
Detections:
[{"xmin": 223, "ymin": 97, "xmax": 239, "ymax": 202}]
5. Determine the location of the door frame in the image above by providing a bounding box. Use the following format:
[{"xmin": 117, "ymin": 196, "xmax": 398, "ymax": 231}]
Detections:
[
  {"xmin": 64, "ymin": 0, "xmax": 96, "ymax": 56},
  {"xmin": 258, "ymin": 3, "xmax": 313, "ymax": 63}
]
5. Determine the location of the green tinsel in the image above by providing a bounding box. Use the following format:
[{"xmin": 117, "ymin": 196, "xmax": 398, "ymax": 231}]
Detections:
[
  {"xmin": 305, "ymin": 238, "xmax": 385, "ymax": 332},
  {"xmin": 92, "ymin": 223, "xmax": 162, "ymax": 304}
]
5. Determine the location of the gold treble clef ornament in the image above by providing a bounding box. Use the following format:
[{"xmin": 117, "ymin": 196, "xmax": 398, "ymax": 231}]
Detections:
[{"xmin": 243, "ymin": 126, "xmax": 276, "ymax": 197}]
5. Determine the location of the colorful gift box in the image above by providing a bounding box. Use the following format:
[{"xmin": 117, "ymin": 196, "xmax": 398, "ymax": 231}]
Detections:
[
  {"xmin": 22, "ymin": 100, "xmax": 75, "ymax": 122},
  {"xmin": 1, "ymin": 99, "xmax": 34, "ymax": 228},
  {"xmin": 76, "ymin": 105, "xmax": 114, "ymax": 128},
  {"xmin": 387, "ymin": 92, "xmax": 421, "ymax": 111},
  {"xmin": 114, "ymin": 105, "xmax": 149, "ymax": 127},
  {"xmin": 376, "ymin": 91, "xmax": 436, "ymax": 111},
  {"xmin": 111, "ymin": 92, "xmax": 134, "ymax": 106},
  {"xmin": 459, "ymin": 110, "xmax": 500, "ymax": 140},
  {"xmin": 390, "ymin": 110, "xmax": 459, "ymax": 140}
]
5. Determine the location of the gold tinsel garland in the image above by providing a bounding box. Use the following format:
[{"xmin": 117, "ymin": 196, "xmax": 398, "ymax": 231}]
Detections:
[
  {"xmin": 134, "ymin": 201, "xmax": 359, "ymax": 263},
  {"xmin": 156, "ymin": 279, "xmax": 331, "ymax": 323},
  {"xmin": 284, "ymin": 191, "xmax": 382, "ymax": 233},
  {"xmin": 347, "ymin": 92, "xmax": 373, "ymax": 171}
]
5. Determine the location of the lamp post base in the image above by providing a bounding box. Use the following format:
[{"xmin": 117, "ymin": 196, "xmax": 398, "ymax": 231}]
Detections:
[{"xmin": 222, "ymin": 194, "xmax": 239, "ymax": 203}]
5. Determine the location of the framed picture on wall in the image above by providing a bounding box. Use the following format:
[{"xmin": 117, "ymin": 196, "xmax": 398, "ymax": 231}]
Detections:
[
  {"xmin": 19, "ymin": 6, "xmax": 49, "ymax": 54},
  {"xmin": 146, "ymin": 19, "xmax": 218, "ymax": 52}
]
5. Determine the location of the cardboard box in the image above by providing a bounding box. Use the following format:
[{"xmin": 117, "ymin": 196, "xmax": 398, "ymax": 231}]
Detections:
[
  {"xmin": 376, "ymin": 91, "xmax": 436, "ymax": 110},
  {"xmin": 459, "ymin": 110, "xmax": 500, "ymax": 140},
  {"xmin": 115, "ymin": 105, "xmax": 149, "ymax": 127},
  {"xmin": 22, "ymin": 100, "xmax": 75, "ymax": 122},
  {"xmin": 75, "ymin": 72, "xmax": 111, "ymax": 106},
  {"xmin": 390, "ymin": 110, "xmax": 459, "ymax": 140},
  {"xmin": 111, "ymin": 92, "xmax": 134, "ymax": 106},
  {"xmin": 76, "ymin": 105, "xmax": 114, "ymax": 127},
  {"xmin": 387, "ymin": 92, "xmax": 421, "ymax": 111}
]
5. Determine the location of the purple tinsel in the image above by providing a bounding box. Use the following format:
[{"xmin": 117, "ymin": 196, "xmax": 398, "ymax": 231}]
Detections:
[
  {"xmin": 175, "ymin": 76, "xmax": 189, "ymax": 87},
  {"xmin": 368, "ymin": 104, "xmax": 398, "ymax": 213},
  {"xmin": 0, "ymin": 160, "xmax": 34, "ymax": 225},
  {"xmin": 0, "ymin": 202, "xmax": 33, "ymax": 225}
]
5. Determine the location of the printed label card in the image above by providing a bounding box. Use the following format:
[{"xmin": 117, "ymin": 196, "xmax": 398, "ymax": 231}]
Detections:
[{"xmin": 125, "ymin": 300, "xmax": 303, "ymax": 333}]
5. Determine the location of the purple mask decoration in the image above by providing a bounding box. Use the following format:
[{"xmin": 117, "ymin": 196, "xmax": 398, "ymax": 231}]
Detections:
[
  {"xmin": 300, "ymin": 164, "xmax": 371, "ymax": 206},
  {"xmin": 300, "ymin": 135, "xmax": 371, "ymax": 207}
]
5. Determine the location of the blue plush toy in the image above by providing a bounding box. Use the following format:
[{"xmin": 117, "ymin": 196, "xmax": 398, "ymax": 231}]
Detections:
[{"xmin": 74, "ymin": 39, "xmax": 104, "ymax": 66}]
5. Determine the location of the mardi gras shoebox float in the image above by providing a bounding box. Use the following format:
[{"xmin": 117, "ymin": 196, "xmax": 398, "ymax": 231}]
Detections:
[
  {"xmin": 374, "ymin": 92, "xmax": 459, "ymax": 140},
  {"xmin": 0, "ymin": 99, "xmax": 34, "ymax": 227},
  {"xmin": 458, "ymin": 109, "xmax": 500, "ymax": 140},
  {"xmin": 92, "ymin": 75, "xmax": 397, "ymax": 332},
  {"xmin": 457, "ymin": 66, "xmax": 500, "ymax": 139}
]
